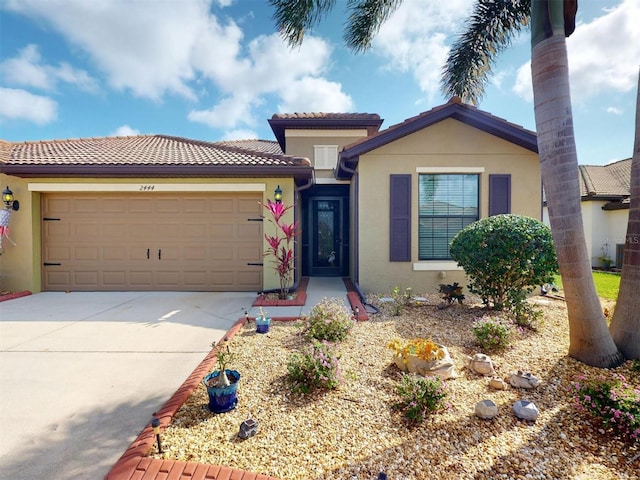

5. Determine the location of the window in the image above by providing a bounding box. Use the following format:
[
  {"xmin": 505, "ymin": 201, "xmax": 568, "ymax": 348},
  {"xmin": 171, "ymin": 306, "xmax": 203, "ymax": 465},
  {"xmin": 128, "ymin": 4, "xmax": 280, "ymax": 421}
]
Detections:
[
  {"xmin": 418, "ymin": 174, "xmax": 479, "ymax": 260},
  {"xmin": 314, "ymin": 145, "xmax": 338, "ymax": 170}
]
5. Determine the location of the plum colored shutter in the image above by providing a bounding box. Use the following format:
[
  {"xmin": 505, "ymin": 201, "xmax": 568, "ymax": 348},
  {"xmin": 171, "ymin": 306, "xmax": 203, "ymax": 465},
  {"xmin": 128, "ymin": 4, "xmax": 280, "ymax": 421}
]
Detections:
[
  {"xmin": 489, "ymin": 174, "xmax": 511, "ymax": 216},
  {"xmin": 390, "ymin": 174, "xmax": 411, "ymax": 261}
]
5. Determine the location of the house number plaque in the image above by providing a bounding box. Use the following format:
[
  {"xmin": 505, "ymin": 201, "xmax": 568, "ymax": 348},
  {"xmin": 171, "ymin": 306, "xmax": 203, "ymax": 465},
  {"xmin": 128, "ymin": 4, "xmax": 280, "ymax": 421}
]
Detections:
[{"xmin": 139, "ymin": 185, "xmax": 155, "ymax": 191}]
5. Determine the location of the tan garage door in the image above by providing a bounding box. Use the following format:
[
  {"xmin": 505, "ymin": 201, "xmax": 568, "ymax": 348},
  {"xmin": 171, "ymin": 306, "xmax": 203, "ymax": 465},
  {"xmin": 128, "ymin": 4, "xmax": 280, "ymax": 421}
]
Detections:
[{"xmin": 42, "ymin": 192, "xmax": 263, "ymax": 291}]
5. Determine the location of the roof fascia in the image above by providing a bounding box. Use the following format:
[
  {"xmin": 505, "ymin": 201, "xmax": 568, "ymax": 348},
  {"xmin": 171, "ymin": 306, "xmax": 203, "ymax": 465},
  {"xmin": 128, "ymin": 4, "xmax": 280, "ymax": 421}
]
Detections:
[
  {"xmin": 340, "ymin": 104, "xmax": 538, "ymax": 163},
  {"xmin": 268, "ymin": 117, "xmax": 384, "ymax": 152},
  {"xmin": 0, "ymin": 164, "xmax": 314, "ymax": 183}
]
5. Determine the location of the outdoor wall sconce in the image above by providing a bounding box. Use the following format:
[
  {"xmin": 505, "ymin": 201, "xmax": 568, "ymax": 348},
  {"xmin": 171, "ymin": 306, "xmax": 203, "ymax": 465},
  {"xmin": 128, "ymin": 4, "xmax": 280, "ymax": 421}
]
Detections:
[
  {"xmin": 2, "ymin": 186, "xmax": 19, "ymax": 211},
  {"xmin": 274, "ymin": 185, "xmax": 283, "ymax": 204}
]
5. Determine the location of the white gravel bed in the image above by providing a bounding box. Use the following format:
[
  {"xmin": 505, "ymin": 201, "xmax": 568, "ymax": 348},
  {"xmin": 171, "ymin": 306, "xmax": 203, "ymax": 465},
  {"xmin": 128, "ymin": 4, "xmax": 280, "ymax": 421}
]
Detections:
[{"xmin": 150, "ymin": 294, "xmax": 638, "ymax": 479}]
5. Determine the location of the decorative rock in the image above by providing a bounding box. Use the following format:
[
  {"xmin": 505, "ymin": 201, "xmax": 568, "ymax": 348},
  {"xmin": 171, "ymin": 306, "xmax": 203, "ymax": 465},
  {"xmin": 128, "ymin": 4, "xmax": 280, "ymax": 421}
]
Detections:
[
  {"xmin": 466, "ymin": 353, "xmax": 496, "ymax": 376},
  {"xmin": 513, "ymin": 400, "xmax": 539, "ymax": 421},
  {"xmin": 238, "ymin": 418, "xmax": 258, "ymax": 439},
  {"xmin": 489, "ymin": 377, "xmax": 508, "ymax": 390},
  {"xmin": 509, "ymin": 370, "xmax": 540, "ymax": 389},
  {"xmin": 475, "ymin": 399, "xmax": 498, "ymax": 419},
  {"xmin": 394, "ymin": 345, "xmax": 457, "ymax": 380}
]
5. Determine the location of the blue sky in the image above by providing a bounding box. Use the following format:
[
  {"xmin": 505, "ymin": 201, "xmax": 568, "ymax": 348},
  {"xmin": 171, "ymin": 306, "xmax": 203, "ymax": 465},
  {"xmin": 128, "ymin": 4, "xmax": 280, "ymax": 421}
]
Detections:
[{"xmin": 0, "ymin": 0, "xmax": 638, "ymax": 166}]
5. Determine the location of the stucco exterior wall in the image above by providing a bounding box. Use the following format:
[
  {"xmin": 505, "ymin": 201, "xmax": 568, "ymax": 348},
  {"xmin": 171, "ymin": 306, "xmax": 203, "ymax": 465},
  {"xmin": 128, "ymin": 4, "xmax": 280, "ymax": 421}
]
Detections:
[
  {"xmin": 356, "ymin": 118, "xmax": 541, "ymax": 295},
  {"xmin": 0, "ymin": 175, "xmax": 295, "ymax": 293},
  {"xmin": 546, "ymin": 200, "xmax": 629, "ymax": 268}
]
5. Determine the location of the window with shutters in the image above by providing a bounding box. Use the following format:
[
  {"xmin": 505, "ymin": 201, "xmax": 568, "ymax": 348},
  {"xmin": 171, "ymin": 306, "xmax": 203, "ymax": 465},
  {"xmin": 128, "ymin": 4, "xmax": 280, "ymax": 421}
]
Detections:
[
  {"xmin": 314, "ymin": 145, "xmax": 338, "ymax": 170},
  {"xmin": 418, "ymin": 174, "xmax": 479, "ymax": 260}
]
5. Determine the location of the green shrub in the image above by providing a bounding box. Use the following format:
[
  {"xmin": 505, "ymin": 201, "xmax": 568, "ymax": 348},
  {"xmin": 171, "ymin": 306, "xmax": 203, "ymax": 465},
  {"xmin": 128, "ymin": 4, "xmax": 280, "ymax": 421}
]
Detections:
[
  {"xmin": 389, "ymin": 286, "xmax": 413, "ymax": 316},
  {"xmin": 472, "ymin": 316, "xmax": 514, "ymax": 351},
  {"xmin": 394, "ymin": 374, "xmax": 448, "ymax": 423},
  {"xmin": 286, "ymin": 340, "xmax": 343, "ymax": 394},
  {"xmin": 303, "ymin": 297, "xmax": 355, "ymax": 342},
  {"xmin": 450, "ymin": 214, "xmax": 557, "ymax": 315}
]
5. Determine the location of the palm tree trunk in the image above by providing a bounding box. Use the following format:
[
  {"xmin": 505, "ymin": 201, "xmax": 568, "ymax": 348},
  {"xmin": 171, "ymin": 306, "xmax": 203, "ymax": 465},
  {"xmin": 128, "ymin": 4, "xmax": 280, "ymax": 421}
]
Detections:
[
  {"xmin": 609, "ymin": 70, "xmax": 640, "ymax": 359},
  {"xmin": 531, "ymin": 35, "xmax": 623, "ymax": 368}
]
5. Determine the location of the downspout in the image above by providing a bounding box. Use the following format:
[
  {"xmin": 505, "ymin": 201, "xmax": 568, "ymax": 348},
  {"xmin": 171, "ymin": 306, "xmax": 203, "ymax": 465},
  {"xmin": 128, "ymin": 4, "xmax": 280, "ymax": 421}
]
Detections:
[
  {"xmin": 339, "ymin": 158, "xmax": 379, "ymax": 314},
  {"xmin": 257, "ymin": 168, "xmax": 314, "ymax": 295}
]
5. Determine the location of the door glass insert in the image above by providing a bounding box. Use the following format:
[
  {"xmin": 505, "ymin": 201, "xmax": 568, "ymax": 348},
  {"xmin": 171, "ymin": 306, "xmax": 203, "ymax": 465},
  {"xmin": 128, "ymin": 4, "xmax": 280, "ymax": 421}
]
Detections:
[{"xmin": 312, "ymin": 199, "xmax": 341, "ymax": 274}]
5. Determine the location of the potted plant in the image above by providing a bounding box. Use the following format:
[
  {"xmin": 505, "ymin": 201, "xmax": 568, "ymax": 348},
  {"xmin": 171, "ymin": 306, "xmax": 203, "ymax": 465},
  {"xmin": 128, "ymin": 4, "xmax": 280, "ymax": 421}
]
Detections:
[
  {"xmin": 202, "ymin": 344, "xmax": 240, "ymax": 413},
  {"xmin": 255, "ymin": 307, "xmax": 271, "ymax": 334}
]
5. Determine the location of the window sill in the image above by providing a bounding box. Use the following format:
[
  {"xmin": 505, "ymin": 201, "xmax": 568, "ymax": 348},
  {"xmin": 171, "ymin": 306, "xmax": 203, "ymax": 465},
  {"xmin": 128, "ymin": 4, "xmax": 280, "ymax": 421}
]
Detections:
[{"xmin": 413, "ymin": 261, "xmax": 462, "ymax": 271}]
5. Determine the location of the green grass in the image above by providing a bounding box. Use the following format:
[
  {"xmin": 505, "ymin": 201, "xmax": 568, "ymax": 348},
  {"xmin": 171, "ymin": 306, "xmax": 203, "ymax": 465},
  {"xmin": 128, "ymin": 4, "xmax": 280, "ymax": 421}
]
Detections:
[{"xmin": 553, "ymin": 271, "xmax": 621, "ymax": 300}]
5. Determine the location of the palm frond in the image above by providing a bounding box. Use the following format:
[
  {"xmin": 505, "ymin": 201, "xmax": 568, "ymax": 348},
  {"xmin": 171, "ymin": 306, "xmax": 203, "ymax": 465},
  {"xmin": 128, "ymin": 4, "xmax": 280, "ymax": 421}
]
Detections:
[
  {"xmin": 270, "ymin": 0, "xmax": 337, "ymax": 47},
  {"xmin": 441, "ymin": 0, "xmax": 531, "ymax": 104},
  {"xmin": 344, "ymin": 0, "xmax": 404, "ymax": 53}
]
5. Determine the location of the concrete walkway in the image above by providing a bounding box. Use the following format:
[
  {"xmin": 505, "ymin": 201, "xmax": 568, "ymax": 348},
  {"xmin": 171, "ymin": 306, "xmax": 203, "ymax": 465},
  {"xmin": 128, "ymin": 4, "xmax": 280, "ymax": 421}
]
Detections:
[{"xmin": 0, "ymin": 278, "xmax": 350, "ymax": 480}]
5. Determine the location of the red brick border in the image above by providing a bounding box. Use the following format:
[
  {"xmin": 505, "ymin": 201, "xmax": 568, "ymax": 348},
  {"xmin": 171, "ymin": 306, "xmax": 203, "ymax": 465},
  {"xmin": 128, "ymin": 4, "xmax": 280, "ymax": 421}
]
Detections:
[
  {"xmin": 252, "ymin": 277, "xmax": 309, "ymax": 307},
  {"xmin": 104, "ymin": 278, "xmax": 368, "ymax": 479},
  {"xmin": 0, "ymin": 291, "xmax": 32, "ymax": 302}
]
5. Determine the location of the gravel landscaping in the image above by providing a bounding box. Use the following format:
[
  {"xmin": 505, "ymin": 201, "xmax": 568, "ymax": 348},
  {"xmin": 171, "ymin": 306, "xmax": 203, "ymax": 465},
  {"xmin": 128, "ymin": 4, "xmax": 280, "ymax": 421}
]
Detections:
[{"xmin": 149, "ymin": 293, "xmax": 638, "ymax": 480}]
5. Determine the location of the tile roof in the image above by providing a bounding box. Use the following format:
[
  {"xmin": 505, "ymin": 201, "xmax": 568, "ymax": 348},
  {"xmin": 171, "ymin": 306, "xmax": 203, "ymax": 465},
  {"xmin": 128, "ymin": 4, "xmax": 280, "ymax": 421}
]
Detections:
[
  {"xmin": 0, "ymin": 135, "xmax": 301, "ymax": 167},
  {"xmin": 271, "ymin": 112, "xmax": 381, "ymax": 120},
  {"xmin": 578, "ymin": 158, "xmax": 631, "ymax": 198}
]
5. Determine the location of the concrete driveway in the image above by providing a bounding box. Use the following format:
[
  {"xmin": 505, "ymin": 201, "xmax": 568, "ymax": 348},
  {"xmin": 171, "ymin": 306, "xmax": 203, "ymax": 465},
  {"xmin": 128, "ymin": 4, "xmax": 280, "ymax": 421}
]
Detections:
[{"xmin": 0, "ymin": 291, "xmax": 256, "ymax": 480}]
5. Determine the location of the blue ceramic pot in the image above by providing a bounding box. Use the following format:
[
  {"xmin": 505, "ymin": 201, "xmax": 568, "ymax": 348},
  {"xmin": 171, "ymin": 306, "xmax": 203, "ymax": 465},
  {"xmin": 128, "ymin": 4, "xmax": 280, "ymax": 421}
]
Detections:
[
  {"xmin": 203, "ymin": 370, "xmax": 240, "ymax": 413},
  {"xmin": 256, "ymin": 316, "xmax": 271, "ymax": 334}
]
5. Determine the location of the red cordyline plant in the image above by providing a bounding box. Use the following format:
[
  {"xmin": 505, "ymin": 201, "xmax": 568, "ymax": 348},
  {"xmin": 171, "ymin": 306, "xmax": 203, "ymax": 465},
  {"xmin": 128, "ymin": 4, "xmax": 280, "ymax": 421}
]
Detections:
[{"xmin": 262, "ymin": 199, "xmax": 299, "ymax": 299}]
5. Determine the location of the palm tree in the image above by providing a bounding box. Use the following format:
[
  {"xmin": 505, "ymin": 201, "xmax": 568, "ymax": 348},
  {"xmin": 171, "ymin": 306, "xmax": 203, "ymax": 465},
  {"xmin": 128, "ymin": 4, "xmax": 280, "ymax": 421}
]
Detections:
[
  {"xmin": 270, "ymin": 0, "xmax": 624, "ymax": 367},
  {"xmin": 609, "ymin": 70, "xmax": 640, "ymax": 359}
]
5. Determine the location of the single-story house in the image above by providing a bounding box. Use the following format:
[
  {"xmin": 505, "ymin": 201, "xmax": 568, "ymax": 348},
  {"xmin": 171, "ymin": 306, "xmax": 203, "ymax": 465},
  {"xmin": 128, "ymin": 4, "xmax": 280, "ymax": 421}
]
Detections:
[
  {"xmin": 543, "ymin": 158, "xmax": 631, "ymax": 269},
  {"xmin": 0, "ymin": 97, "xmax": 542, "ymax": 295}
]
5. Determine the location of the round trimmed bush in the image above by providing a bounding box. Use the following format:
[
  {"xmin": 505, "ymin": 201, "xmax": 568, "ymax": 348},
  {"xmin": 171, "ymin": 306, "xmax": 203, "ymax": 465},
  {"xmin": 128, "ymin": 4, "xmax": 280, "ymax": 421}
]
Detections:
[{"xmin": 450, "ymin": 214, "xmax": 557, "ymax": 310}]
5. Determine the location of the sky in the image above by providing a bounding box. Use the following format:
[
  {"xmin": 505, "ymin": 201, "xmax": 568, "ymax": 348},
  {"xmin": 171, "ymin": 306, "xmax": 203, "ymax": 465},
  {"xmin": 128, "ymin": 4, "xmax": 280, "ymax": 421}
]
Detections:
[{"xmin": 0, "ymin": 0, "xmax": 638, "ymax": 166}]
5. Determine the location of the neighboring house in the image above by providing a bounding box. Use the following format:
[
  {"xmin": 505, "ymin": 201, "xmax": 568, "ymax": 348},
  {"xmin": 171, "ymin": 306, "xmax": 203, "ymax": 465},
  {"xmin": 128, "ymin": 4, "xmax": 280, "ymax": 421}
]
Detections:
[
  {"xmin": 543, "ymin": 158, "xmax": 631, "ymax": 269},
  {"xmin": 0, "ymin": 98, "xmax": 542, "ymax": 295}
]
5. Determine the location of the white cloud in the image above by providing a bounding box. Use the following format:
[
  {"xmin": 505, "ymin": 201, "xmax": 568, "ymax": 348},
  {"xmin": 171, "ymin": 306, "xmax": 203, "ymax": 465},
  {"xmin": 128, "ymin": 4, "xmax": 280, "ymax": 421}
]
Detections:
[
  {"xmin": 111, "ymin": 125, "xmax": 141, "ymax": 136},
  {"xmin": 607, "ymin": 106, "xmax": 623, "ymax": 115},
  {"xmin": 0, "ymin": 87, "xmax": 57, "ymax": 124},
  {"xmin": 512, "ymin": 0, "xmax": 640, "ymax": 102},
  {"xmin": 277, "ymin": 77, "xmax": 354, "ymax": 113},
  {"xmin": 371, "ymin": 0, "xmax": 475, "ymax": 100},
  {"xmin": 3, "ymin": 0, "xmax": 349, "ymax": 134},
  {"xmin": 0, "ymin": 44, "xmax": 98, "ymax": 92},
  {"xmin": 222, "ymin": 129, "xmax": 259, "ymax": 140}
]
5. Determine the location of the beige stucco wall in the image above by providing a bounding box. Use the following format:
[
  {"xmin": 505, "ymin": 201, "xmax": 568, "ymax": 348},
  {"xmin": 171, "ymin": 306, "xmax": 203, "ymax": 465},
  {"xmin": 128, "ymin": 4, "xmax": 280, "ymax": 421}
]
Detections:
[
  {"xmin": 0, "ymin": 175, "xmax": 295, "ymax": 293},
  {"xmin": 356, "ymin": 118, "xmax": 542, "ymax": 295},
  {"xmin": 580, "ymin": 201, "xmax": 628, "ymax": 267}
]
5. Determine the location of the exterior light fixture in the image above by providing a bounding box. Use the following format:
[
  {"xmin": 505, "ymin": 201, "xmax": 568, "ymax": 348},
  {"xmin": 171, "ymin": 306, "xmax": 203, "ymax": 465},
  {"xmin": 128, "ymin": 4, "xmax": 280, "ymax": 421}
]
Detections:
[
  {"xmin": 151, "ymin": 417, "xmax": 163, "ymax": 453},
  {"xmin": 274, "ymin": 185, "xmax": 283, "ymax": 204},
  {"xmin": 2, "ymin": 186, "xmax": 19, "ymax": 211}
]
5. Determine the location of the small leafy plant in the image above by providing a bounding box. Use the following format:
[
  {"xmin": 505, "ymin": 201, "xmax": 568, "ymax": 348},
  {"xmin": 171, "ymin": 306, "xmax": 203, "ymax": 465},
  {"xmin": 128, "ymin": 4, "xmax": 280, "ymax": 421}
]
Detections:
[
  {"xmin": 394, "ymin": 374, "xmax": 448, "ymax": 423},
  {"xmin": 303, "ymin": 297, "xmax": 355, "ymax": 342},
  {"xmin": 286, "ymin": 340, "xmax": 343, "ymax": 394},
  {"xmin": 471, "ymin": 316, "xmax": 513, "ymax": 351},
  {"xmin": 388, "ymin": 286, "xmax": 413, "ymax": 316},
  {"xmin": 210, "ymin": 343, "xmax": 236, "ymax": 387},
  {"xmin": 569, "ymin": 372, "xmax": 640, "ymax": 444}
]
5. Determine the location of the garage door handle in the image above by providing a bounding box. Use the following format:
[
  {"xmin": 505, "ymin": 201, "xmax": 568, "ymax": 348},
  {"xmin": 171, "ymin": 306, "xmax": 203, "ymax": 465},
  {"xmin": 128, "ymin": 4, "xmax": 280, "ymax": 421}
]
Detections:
[
  {"xmin": 147, "ymin": 248, "xmax": 150, "ymax": 259},
  {"xmin": 44, "ymin": 262, "xmax": 62, "ymax": 266},
  {"xmin": 247, "ymin": 262, "xmax": 263, "ymax": 266},
  {"xmin": 158, "ymin": 249, "xmax": 162, "ymax": 260}
]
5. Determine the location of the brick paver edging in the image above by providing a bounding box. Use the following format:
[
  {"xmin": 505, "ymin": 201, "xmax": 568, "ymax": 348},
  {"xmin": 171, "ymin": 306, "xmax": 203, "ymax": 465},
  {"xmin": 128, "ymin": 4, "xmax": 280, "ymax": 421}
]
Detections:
[
  {"xmin": 104, "ymin": 318, "xmax": 281, "ymax": 480},
  {"xmin": 0, "ymin": 291, "xmax": 32, "ymax": 302},
  {"xmin": 104, "ymin": 278, "xmax": 366, "ymax": 480}
]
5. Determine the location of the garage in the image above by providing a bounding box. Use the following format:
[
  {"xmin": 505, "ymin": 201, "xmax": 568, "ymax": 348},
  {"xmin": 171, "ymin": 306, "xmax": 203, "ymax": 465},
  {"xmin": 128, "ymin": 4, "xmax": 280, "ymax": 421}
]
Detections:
[{"xmin": 41, "ymin": 192, "xmax": 263, "ymax": 291}]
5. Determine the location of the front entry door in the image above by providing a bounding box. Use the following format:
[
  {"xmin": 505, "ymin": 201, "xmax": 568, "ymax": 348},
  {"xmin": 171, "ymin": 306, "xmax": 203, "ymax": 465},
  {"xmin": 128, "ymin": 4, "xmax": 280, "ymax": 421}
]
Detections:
[{"xmin": 311, "ymin": 198, "xmax": 344, "ymax": 276}]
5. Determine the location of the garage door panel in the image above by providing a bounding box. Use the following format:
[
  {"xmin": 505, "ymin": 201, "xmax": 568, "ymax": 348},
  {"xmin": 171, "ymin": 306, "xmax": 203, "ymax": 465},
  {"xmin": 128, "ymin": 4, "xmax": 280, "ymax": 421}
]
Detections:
[
  {"xmin": 74, "ymin": 271, "xmax": 99, "ymax": 287},
  {"xmin": 103, "ymin": 271, "xmax": 126, "ymax": 287},
  {"xmin": 43, "ymin": 192, "xmax": 263, "ymax": 291},
  {"xmin": 75, "ymin": 247, "xmax": 99, "ymax": 261}
]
